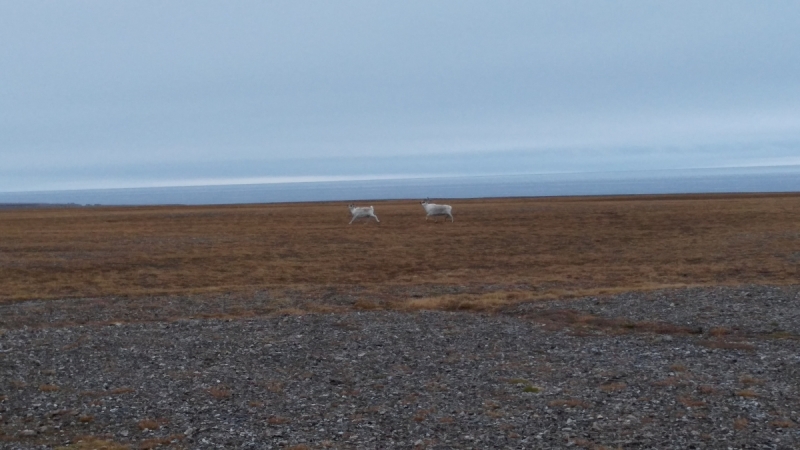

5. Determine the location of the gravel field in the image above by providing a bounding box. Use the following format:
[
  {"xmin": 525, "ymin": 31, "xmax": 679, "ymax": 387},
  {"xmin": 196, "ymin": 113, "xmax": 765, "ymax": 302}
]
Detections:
[{"xmin": 1, "ymin": 285, "xmax": 799, "ymax": 449}]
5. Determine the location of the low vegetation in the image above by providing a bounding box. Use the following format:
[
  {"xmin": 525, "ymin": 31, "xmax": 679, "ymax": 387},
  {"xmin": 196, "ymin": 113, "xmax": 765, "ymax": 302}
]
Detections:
[
  {"xmin": 0, "ymin": 194, "xmax": 798, "ymax": 311},
  {"xmin": 55, "ymin": 436, "xmax": 129, "ymax": 450}
]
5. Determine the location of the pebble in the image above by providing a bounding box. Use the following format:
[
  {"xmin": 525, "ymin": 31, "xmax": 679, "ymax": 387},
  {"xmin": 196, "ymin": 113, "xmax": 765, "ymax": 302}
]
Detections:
[{"xmin": 0, "ymin": 285, "xmax": 798, "ymax": 449}]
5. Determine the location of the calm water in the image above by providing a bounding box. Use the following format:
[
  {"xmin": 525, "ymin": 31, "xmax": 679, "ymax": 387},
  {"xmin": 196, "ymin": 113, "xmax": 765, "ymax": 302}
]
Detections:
[{"xmin": 1, "ymin": 167, "xmax": 798, "ymax": 206}]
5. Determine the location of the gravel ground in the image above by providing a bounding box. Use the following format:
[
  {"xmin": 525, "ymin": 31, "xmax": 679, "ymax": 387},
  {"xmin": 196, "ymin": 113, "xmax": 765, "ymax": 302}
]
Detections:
[{"xmin": 1, "ymin": 285, "xmax": 799, "ymax": 449}]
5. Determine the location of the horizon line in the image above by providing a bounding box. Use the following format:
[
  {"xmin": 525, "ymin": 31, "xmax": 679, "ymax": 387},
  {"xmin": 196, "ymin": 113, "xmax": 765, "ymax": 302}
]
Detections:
[{"xmin": 2, "ymin": 164, "xmax": 800, "ymax": 195}]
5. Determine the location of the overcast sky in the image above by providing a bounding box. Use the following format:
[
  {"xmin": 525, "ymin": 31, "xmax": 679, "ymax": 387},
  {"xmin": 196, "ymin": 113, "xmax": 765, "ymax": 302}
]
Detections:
[{"xmin": 2, "ymin": 1, "xmax": 799, "ymax": 192}]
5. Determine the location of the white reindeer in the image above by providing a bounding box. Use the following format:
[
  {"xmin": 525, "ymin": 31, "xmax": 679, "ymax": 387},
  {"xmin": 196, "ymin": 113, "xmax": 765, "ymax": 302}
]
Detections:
[
  {"xmin": 420, "ymin": 199, "xmax": 453, "ymax": 222},
  {"xmin": 348, "ymin": 204, "xmax": 380, "ymax": 224}
]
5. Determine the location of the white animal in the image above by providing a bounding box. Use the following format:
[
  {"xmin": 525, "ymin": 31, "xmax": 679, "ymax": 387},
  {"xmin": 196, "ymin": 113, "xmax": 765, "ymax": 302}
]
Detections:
[
  {"xmin": 348, "ymin": 204, "xmax": 380, "ymax": 224},
  {"xmin": 420, "ymin": 199, "xmax": 453, "ymax": 222}
]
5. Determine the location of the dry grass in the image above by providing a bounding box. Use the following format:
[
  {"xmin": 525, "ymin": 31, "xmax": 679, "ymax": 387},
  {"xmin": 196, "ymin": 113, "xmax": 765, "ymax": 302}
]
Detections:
[
  {"xmin": 652, "ymin": 377, "xmax": 682, "ymax": 387},
  {"xmin": 571, "ymin": 439, "xmax": 618, "ymax": 450},
  {"xmin": 206, "ymin": 385, "xmax": 232, "ymax": 399},
  {"xmin": 696, "ymin": 385, "xmax": 717, "ymax": 395},
  {"xmin": 771, "ymin": 420, "xmax": 795, "ymax": 428},
  {"xmin": 735, "ymin": 389, "xmax": 759, "ymax": 398},
  {"xmin": 708, "ymin": 327, "xmax": 731, "ymax": 337},
  {"xmin": 403, "ymin": 292, "xmax": 528, "ymax": 312},
  {"xmin": 80, "ymin": 387, "xmax": 135, "ymax": 398},
  {"xmin": 677, "ymin": 395, "xmax": 706, "ymax": 408},
  {"xmin": 701, "ymin": 340, "xmax": 756, "ymax": 351},
  {"xmin": 412, "ymin": 408, "xmax": 436, "ymax": 422},
  {"xmin": 599, "ymin": 382, "xmax": 627, "ymax": 393},
  {"xmin": 1, "ymin": 194, "xmax": 799, "ymax": 317},
  {"xmin": 528, "ymin": 309, "xmax": 701, "ymax": 335},
  {"xmin": 264, "ymin": 381, "xmax": 284, "ymax": 393},
  {"xmin": 483, "ymin": 400, "xmax": 503, "ymax": 418},
  {"xmin": 734, "ymin": 417, "xmax": 749, "ymax": 430},
  {"xmin": 739, "ymin": 375, "xmax": 765, "ymax": 386},
  {"xmin": 136, "ymin": 419, "xmax": 160, "ymax": 431},
  {"xmin": 139, "ymin": 435, "xmax": 183, "ymax": 449},
  {"xmin": 39, "ymin": 384, "xmax": 60, "ymax": 392},
  {"xmin": 267, "ymin": 415, "xmax": 291, "ymax": 425},
  {"xmin": 56, "ymin": 436, "xmax": 130, "ymax": 450}
]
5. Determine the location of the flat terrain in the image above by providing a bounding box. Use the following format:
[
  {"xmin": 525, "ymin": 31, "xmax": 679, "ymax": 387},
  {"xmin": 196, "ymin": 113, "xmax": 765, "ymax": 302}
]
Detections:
[
  {"xmin": 1, "ymin": 194, "xmax": 799, "ymax": 449},
  {"xmin": 0, "ymin": 194, "xmax": 798, "ymax": 318}
]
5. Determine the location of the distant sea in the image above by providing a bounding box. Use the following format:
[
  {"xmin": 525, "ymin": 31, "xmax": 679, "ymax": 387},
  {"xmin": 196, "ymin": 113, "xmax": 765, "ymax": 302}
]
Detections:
[{"xmin": 1, "ymin": 166, "xmax": 799, "ymax": 206}]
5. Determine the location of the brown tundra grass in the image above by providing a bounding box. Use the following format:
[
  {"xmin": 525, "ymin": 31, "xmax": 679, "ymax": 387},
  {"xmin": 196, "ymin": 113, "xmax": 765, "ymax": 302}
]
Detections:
[
  {"xmin": 677, "ymin": 395, "xmax": 706, "ymax": 408},
  {"xmin": 739, "ymin": 375, "xmax": 764, "ymax": 385},
  {"xmin": 206, "ymin": 386, "xmax": 232, "ymax": 399},
  {"xmin": 267, "ymin": 415, "xmax": 292, "ymax": 425},
  {"xmin": 696, "ymin": 385, "xmax": 717, "ymax": 395},
  {"xmin": 771, "ymin": 420, "xmax": 795, "ymax": 428},
  {"xmin": 55, "ymin": 436, "xmax": 129, "ymax": 450},
  {"xmin": 669, "ymin": 364, "xmax": 687, "ymax": 372},
  {"xmin": 137, "ymin": 418, "xmax": 160, "ymax": 431},
  {"xmin": 735, "ymin": 389, "xmax": 759, "ymax": 398},
  {"xmin": 140, "ymin": 434, "xmax": 184, "ymax": 449},
  {"xmin": 599, "ymin": 382, "xmax": 627, "ymax": 393},
  {"xmin": 1, "ymin": 194, "xmax": 799, "ymax": 308}
]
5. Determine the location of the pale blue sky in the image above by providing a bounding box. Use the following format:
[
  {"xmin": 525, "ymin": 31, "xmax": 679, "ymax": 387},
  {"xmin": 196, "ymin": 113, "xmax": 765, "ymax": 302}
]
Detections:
[{"xmin": 2, "ymin": 1, "xmax": 799, "ymax": 192}]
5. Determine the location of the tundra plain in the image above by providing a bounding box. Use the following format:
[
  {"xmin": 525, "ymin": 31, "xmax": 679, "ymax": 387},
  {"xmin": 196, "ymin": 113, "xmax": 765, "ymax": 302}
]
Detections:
[
  {"xmin": 0, "ymin": 194, "xmax": 800, "ymax": 309},
  {"xmin": 0, "ymin": 194, "xmax": 798, "ymax": 319}
]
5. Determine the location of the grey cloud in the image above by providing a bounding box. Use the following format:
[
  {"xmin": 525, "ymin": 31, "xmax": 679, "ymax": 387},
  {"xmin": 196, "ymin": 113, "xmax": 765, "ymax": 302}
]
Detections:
[{"xmin": 1, "ymin": 1, "xmax": 799, "ymax": 192}]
